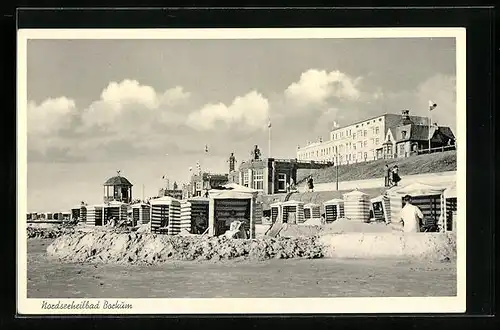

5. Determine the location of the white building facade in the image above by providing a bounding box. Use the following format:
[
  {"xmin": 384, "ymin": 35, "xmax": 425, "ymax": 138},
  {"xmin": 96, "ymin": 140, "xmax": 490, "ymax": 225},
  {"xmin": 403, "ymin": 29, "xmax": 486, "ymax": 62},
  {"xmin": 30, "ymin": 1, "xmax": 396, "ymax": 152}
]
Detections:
[{"xmin": 296, "ymin": 112, "xmax": 429, "ymax": 165}]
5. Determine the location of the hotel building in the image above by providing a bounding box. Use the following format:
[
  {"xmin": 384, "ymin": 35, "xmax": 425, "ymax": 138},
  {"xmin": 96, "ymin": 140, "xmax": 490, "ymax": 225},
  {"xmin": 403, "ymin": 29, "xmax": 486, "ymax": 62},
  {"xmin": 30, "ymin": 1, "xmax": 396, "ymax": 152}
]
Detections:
[{"xmin": 296, "ymin": 110, "xmax": 431, "ymax": 165}]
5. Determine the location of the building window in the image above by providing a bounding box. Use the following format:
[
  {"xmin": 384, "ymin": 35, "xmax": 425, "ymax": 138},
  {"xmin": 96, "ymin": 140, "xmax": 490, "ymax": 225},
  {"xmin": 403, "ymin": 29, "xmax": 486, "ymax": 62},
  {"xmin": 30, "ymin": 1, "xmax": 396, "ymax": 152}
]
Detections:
[
  {"xmin": 364, "ymin": 152, "xmax": 368, "ymax": 160},
  {"xmin": 399, "ymin": 144, "xmax": 405, "ymax": 155},
  {"xmin": 401, "ymin": 130, "xmax": 407, "ymax": 139},
  {"xmin": 379, "ymin": 118, "xmax": 382, "ymax": 121},
  {"xmin": 375, "ymin": 138, "xmax": 380, "ymax": 145},
  {"xmin": 364, "ymin": 130, "xmax": 368, "ymax": 137},
  {"xmin": 364, "ymin": 140, "xmax": 368, "ymax": 147},
  {"xmin": 252, "ymin": 169, "xmax": 264, "ymax": 190},
  {"xmin": 353, "ymin": 144, "xmax": 356, "ymax": 150},
  {"xmin": 375, "ymin": 126, "xmax": 380, "ymax": 134},
  {"xmin": 277, "ymin": 173, "xmax": 287, "ymax": 192},
  {"xmin": 353, "ymin": 133, "xmax": 356, "ymax": 139},
  {"xmin": 243, "ymin": 172, "xmax": 249, "ymax": 187}
]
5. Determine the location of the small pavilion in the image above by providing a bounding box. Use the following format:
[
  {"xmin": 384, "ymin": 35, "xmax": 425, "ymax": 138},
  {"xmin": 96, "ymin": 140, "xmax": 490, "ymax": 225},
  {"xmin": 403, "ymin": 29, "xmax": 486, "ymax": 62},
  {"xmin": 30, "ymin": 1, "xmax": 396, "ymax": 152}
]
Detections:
[{"xmin": 103, "ymin": 170, "xmax": 133, "ymax": 204}]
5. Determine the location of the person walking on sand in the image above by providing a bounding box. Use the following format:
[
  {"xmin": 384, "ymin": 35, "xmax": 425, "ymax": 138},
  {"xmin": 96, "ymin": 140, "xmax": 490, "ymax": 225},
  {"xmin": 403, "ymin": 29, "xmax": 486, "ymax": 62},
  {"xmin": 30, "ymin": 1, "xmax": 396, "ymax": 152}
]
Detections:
[
  {"xmin": 307, "ymin": 175, "xmax": 314, "ymax": 192},
  {"xmin": 399, "ymin": 195, "xmax": 424, "ymax": 232}
]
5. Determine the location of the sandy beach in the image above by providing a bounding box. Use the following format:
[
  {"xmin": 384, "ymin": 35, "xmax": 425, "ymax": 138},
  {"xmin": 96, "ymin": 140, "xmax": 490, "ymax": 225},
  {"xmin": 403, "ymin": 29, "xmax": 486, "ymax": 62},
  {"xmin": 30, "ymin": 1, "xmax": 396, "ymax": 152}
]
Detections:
[{"xmin": 28, "ymin": 238, "xmax": 456, "ymax": 298}]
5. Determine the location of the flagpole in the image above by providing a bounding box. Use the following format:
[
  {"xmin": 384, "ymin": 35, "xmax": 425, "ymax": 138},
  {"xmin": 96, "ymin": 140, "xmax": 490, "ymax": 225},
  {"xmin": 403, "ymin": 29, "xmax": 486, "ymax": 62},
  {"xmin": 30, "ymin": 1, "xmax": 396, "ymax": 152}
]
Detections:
[
  {"xmin": 428, "ymin": 105, "xmax": 433, "ymax": 153},
  {"xmin": 428, "ymin": 101, "xmax": 437, "ymax": 154},
  {"xmin": 268, "ymin": 120, "xmax": 272, "ymax": 158}
]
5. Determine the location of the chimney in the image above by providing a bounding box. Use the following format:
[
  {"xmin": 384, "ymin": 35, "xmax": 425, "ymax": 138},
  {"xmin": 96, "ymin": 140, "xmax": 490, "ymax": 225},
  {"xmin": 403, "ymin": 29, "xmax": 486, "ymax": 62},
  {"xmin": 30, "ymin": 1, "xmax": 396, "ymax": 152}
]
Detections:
[{"xmin": 400, "ymin": 109, "xmax": 413, "ymax": 125}]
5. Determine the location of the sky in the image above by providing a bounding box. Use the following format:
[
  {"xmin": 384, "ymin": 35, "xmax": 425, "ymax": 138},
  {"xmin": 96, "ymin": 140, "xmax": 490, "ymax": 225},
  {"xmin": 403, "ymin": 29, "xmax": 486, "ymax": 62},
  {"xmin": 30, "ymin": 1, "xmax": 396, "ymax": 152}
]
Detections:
[{"xmin": 25, "ymin": 36, "xmax": 457, "ymax": 212}]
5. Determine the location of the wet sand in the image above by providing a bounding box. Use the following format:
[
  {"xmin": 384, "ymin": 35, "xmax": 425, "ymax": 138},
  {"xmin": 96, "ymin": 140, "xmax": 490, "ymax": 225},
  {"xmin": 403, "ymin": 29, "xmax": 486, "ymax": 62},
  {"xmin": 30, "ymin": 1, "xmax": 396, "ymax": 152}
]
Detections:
[{"xmin": 27, "ymin": 239, "xmax": 456, "ymax": 298}]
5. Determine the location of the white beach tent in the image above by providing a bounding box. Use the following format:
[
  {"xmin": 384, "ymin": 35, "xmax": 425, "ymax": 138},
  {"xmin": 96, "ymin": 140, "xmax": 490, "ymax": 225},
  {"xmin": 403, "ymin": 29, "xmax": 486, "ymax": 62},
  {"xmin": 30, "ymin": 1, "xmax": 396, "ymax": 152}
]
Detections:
[
  {"xmin": 208, "ymin": 190, "xmax": 257, "ymax": 238},
  {"xmin": 387, "ymin": 182, "xmax": 446, "ymax": 229},
  {"xmin": 444, "ymin": 182, "xmax": 458, "ymax": 231}
]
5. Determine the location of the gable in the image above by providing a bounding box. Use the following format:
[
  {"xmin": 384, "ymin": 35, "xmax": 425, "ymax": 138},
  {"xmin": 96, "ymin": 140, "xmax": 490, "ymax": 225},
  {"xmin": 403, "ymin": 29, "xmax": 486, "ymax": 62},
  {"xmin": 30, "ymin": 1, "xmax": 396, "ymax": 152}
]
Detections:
[{"xmin": 384, "ymin": 128, "xmax": 396, "ymax": 143}]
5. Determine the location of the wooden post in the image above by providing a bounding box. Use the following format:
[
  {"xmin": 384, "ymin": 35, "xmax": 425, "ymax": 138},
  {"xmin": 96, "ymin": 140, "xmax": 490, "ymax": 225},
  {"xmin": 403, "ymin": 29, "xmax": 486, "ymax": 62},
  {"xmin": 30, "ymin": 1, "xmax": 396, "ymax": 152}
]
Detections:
[
  {"xmin": 250, "ymin": 198, "xmax": 254, "ymax": 239},
  {"xmin": 271, "ymin": 160, "xmax": 276, "ymax": 194},
  {"xmin": 208, "ymin": 198, "xmax": 215, "ymax": 236}
]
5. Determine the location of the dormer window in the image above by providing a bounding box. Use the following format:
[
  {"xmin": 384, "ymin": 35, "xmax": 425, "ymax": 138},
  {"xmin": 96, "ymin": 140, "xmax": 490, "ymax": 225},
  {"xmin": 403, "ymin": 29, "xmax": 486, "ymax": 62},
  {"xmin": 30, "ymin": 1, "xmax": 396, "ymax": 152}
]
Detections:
[{"xmin": 401, "ymin": 130, "xmax": 407, "ymax": 139}]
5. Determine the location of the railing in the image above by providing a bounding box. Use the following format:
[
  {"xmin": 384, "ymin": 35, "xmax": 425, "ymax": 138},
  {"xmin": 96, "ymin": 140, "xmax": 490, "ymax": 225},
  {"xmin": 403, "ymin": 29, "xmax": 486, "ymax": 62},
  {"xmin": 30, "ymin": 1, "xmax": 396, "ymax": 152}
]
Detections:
[
  {"xmin": 271, "ymin": 158, "xmax": 334, "ymax": 165},
  {"xmin": 416, "ymin": 145, "xmax": 456, "ymax": 155}
]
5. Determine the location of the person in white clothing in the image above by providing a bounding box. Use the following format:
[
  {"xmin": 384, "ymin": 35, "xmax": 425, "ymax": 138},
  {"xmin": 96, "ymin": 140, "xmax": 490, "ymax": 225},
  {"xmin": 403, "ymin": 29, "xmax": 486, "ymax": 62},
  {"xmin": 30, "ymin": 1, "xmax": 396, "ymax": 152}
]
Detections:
[{"xmin": 399, "ymin": 195, "xmax": 424, "ymax": 232}]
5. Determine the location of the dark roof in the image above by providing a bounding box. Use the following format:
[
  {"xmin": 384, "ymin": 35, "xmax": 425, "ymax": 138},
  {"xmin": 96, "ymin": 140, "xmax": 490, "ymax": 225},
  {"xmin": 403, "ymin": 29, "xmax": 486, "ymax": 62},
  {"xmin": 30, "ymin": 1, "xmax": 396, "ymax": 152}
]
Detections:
[
  {"xmin": 396, "ymin": 124, "xmax": 455, "ymax": 143},
  {"xmin": 103, "ymin": 176, "xmax": 133, "ymax": 186},
  {"xmin": 438, "ymin": 127, "xmax": 455, "ymax": 140},
  {"xmin": 410, "ymin": 125, "xmax": 431, "ymax": 141}
]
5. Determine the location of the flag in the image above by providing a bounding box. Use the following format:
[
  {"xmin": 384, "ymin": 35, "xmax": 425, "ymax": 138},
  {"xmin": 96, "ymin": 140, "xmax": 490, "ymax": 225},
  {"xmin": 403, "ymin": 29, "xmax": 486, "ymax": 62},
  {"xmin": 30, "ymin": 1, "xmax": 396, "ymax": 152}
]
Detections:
[{"xmin": 429, "ymin": 100, "xmax": 437, "ymax": 111}]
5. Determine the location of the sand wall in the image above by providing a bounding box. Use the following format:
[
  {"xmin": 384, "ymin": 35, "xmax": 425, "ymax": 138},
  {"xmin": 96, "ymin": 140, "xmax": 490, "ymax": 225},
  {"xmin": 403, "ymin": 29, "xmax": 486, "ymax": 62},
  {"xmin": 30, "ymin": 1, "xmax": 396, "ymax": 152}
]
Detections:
[
  {"xmin": 319, "ymin": 232, "xmax": 456, "ymax": 260},
  {"xmin": 46, "ymin": 231, "xmax": 324, "ymax": 264}
]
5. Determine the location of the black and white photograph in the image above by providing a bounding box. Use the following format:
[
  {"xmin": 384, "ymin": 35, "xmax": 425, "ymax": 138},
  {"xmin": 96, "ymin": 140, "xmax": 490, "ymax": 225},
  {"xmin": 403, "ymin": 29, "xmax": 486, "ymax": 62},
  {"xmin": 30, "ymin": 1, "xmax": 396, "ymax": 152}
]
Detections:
[{"xmin": 17, "ymin": 27, "xmax": 466, "ymax": 314}]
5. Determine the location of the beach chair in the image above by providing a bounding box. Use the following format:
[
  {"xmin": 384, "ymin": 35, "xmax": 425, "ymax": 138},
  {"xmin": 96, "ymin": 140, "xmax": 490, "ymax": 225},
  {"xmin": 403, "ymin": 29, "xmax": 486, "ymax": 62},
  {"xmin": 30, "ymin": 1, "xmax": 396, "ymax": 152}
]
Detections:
[
  {"xmin": 224, "ymin": 221, "xmax": 247, "ymax": 239},
  {"xmin": 265, "ymin": 218, "xmax": 284, "ymax": 238},
  {"xmin": 157, "ymin": 220, "xmax": 169, "ymax": 234}
]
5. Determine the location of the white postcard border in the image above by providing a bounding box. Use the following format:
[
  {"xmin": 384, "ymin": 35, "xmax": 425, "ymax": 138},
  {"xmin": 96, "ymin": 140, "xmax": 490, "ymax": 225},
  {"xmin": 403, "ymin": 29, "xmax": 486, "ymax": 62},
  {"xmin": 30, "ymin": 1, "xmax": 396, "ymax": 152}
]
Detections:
[{"xmin": 17, "ymin": 27, "xmax": 467, "ymax": 315}]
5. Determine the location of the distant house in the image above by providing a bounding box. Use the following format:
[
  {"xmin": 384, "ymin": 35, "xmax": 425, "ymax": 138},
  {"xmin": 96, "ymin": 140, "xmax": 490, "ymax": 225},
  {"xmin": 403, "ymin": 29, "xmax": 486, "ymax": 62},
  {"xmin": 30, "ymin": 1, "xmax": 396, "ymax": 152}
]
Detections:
[
  {"xmin": 383, "ymin": 116, "xmax": 456, "ymax": 159},
  {"xmin": 158, "ymin": 188, "xmax": 183, "ymax": 200},
  {"xmin": 190, "ymin": 172, "xmax": 229, "ymax": 197}
]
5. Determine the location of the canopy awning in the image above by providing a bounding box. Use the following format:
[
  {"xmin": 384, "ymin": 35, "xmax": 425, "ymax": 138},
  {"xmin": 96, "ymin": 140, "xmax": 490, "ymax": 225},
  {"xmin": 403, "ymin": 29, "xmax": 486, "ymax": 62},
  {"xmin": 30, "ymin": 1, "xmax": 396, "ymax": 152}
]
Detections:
[{"xmin": 388, "ymin": 182, "xmax": 446, "ymax": 196}]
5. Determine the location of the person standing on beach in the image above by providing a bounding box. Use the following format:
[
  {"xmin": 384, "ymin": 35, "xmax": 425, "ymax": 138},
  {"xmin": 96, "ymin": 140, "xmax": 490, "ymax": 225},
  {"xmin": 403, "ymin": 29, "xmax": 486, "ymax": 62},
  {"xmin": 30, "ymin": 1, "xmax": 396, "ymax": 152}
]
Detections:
[
  {"xmin": 399, "ymin": 195, "xmax": 424, "ymax": 232},
  {"xmin": 384, "ymin": 164, "xmax": 391, "ymax": 187},
  {"xmin": 391, "ymin": 165, "xmax": 401, "ymax": 187},
  {"xmin": 307, "ymin": 175, "xmax": 314, "ymax": 192}
]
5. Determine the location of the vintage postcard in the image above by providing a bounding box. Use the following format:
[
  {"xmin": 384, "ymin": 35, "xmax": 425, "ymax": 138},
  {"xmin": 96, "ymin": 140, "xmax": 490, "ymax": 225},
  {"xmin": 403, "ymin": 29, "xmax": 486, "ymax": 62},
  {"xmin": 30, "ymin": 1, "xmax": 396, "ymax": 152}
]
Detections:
[{"xmin": 17, "ymin": 27, "xmax": 466, "ymax": 314}]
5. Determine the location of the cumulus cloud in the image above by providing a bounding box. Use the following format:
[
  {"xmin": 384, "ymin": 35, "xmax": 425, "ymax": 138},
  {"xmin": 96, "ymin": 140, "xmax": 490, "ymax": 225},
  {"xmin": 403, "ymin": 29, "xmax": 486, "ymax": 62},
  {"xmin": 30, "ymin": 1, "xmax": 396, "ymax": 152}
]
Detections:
[
  {"xmin": 100, "ymin": 79, "xmax": 159, "ymax": 109},
  {"xmin": 81, "ymin": 80, "xmax": 190, "ymax": 130},
  {"xmin": 28, "ymin": 97, "xmax": 78, "ymax": 136},
  {"xmin": 160, "ymin": 86, "xmax": 191, "ymax": 106},
  {"xmin": 186, "ymin": 91, "xmax": 270, "ymax": 131},
  {"xmin": 284, "ymin": 69, "xmax": 362, "ymax": 106},
  {"xmin": 28, "ymin": 80, "xmax": 194, "ymax": 163}
]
